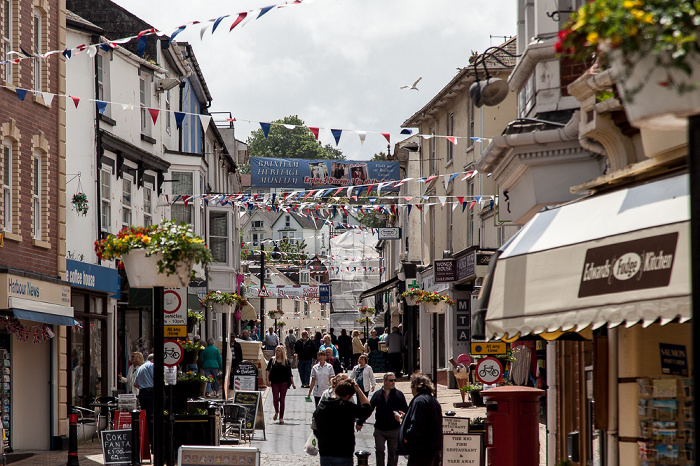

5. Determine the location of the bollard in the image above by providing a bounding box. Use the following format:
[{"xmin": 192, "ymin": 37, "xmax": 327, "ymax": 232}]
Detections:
[
  {"xmin": 67, "ymin": 406, "xmax": 79, "ymax": 466},
  {"xmin": 131, "ymin": 410, "xmax": 141, "ymax": 466},
  {"xmin": 355, "ymin": 450, "xmax": 371, "ymax": 466},
  {"xmin": 208, "ymin": 403, "xmax": 219, "ymax": 446}
]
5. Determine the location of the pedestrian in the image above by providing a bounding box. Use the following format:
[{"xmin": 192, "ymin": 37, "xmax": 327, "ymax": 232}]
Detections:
[
  {"xmin": 313, "ymin": 379, "xmax": 372, "ymax": 466},
  {"xmin": 119, "ymin": 351, "xmax": 144, "ymax": 395},
  {"xmin": 133, "ymin": 353, "xmax": 154, "ymax": 450},
  {"xmin": 308, "ymin": 350, "xmax": 335, "ymax": 406},
  {"xmin": 398, "ymin": 373, "xmax": 443, "ymax": 466},
  {"xmin": 325, "ymin": 347, "xmax": 343, "ymax": 376},
  {"xmin": 348, "ymin": 354, "xmax": 375, "ymax": 402},
  {"xmin": 380, "ymin": 327, "xmax": 389, "ymax": 342},
  {"xmin": 319, "ymin": 373, "xmax": 349, "ymax": 403},
  {"xmin": 240, "ymin": 329, "xmax": 253, "ymax": 341},
  {"xmin": 313, "ymin": 331, "xmax": 323, "ymax": 352},
  {"xmin": 329, "ymin": 327, "xmax": 338, "ymax": 346},
  {"xmin": 356, "ymin": 372, "xmax": 408, "ymax": 466},
  {"xmin": 200, "ymin": 338, "xmax": 223, "ymax": 397},
  {"xmin": 351, "ymin": 330, "xmax": 365, "ymax": 367},
  {"xmin": 367, "ymin": 329, "xmax": 380, "ymax": 352},
  {"xmin": 284, "ymin": 329, "xmax": 297, "ymax": 367},
  {"xmin": 266, "ymin": 345, "xmax": 296, "ymax": 424},
  {"xmin": 337, "ymin": 328, "xmax": 353, "ymax": 369},
  {"xmin": 385, "ymin": 326, "xmax": 404, "ymax": 377},
  {"xmin": 263, "ymin": 327, "xmax": 279, "ymax": 350},
  {"xmin": 229, "ymin": 334, "xmax": 243, "ymax": 390},
  {"xmin": 319, "ymin": 334, "xmax": 339, "ymax": 358},
  {"xmin": 295, "ymin": 330, "xmax": 316, "ymax": 388}
]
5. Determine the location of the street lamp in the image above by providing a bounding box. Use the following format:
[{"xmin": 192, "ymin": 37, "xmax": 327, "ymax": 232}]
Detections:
[
  {"xmin": 258, "ymin": 239, "xmax": 280, "ymax": 340},
  {"xmin": 469, "ymin": 45, "xmax": 520, "ymax": 108}
]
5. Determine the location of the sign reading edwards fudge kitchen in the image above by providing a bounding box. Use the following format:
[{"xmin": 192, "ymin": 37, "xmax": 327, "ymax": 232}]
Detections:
[{"xmin": 578, "ymin": 232, "xmax": 678, "ymax": 298}]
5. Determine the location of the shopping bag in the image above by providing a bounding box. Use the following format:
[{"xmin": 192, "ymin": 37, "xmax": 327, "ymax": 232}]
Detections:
[{"xmin": 304, "ymin": 432, "xmax": 318, "ymax": 456}]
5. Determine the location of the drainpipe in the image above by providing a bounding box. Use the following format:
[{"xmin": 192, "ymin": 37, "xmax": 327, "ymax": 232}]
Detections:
[
  {"xmin": 94, "ymin": 35, "xmax": 103, "ymax": 262},
  {"xmin": 607, "ymin": 327, "xmax": 619, "ymax": 466},
  {"xmin": 546, "ymin": 341, "xmax": 557, "ymax": 466}
]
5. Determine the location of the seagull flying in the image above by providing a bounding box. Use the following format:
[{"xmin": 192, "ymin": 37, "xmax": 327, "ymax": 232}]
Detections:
[{"xmin": 400, "ymin": 77, "xmax": 422, "ymax": 90}]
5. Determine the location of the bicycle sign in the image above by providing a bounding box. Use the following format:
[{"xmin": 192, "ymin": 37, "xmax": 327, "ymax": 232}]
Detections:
[
  {"xmin": 163, "ymin": 339, "xmax": 183, "ymax": 367},
  {"xmin": 475, "ymin": 356, "xmax": 503, "ymax": 385}
]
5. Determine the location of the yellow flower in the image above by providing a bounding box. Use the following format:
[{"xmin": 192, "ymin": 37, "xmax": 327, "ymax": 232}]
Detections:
[
  {"xmin": 587, "ymin": 32, "xmax": 599, "ymax": 45},
  {"xmin": 141, "ymin": 235, "xmax": 150, "ymax": 244},
  {"xmin": 643, "ymin": 13, "xmax": 653, "ymax": 23}
]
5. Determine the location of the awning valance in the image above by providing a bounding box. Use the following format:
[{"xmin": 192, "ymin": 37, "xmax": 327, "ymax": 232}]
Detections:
[
  {"xmin": 359, "ymin": 277, "xmax": 399, "ymax": 300},
  {"xmin": 10, "ymin": 296, "xmax": 76, "ymax": 326},
  {"xmin": 485, "ymin": 173, "xmax": 690, "ymax": 339}
]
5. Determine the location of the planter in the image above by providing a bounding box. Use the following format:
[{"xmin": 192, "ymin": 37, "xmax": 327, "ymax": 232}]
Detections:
[
  {"xmin": 469, "ymin": 390, "xmax": 485, "ymax": 407},
  {"xmin": 424, "ymin": 300, "xmax": 450, "ymax": 314},
  {"xmin": 211, "ymin": 302, "xmax": 234, "ymax": 313},
  {"xmin": 187, "ymin": 316, "xmax": 198, "ymax": 334},
  {"xmin": 181, "ymin": 350, "xmax": 199, "ymax": 367},
  {"xmin": 121, "ymin": 249, "xmax": 193, "ymax": 288},
  {"xmin": 360, "ymin": 310, "xmax": 374, "ymax": 318},
  {"xmin": 171, "ymin": 381, "xmax": 206, "ymax": 413},
  {"xmin": 405, "ymin": 295, "xmax": 420, "ymax": 306},
  {"xmin": 611, "ymin": 50, "xmax": 700, "ymax": 130}
]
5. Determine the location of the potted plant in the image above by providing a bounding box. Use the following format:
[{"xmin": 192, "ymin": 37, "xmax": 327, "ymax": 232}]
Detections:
[
  {"xmin": 268, "ymin": 309, "xmax": 284, "ymax": 319},
  {"xmin": 356, "ymin": 317, "xmax": 373, "ymax": 325},
  {"xmin": 277, "ymin": 320, "xmax": 286, "ymax": 329},
  {"xmin": 556, "ymin": 0, "xmax": 700, "ymax": 129},
  {"xmin": 71, "ymin": 192, "xmax": 89, "ymax": 216},
  {"xmin": 401, "ymin": 288, "xmax": 424, "ymax": 306},
  {"xmin": 186, "ymin": 310, "xmax": 205, "ymax": 334},
  {"xmin": 469, "ymin": 415, "xmax": 486, "ymax": 432},
  {"xmin": 173, "ymin": 371, "xmax": 214, "ymax": 412},
  {"xmin": 94, "ymin": 220, "xmax": 212, "ymax": 288},
  {"xmin": 420, "ymin": 291, "xmax": 456, "ymax": 314},
  {"xmin": 461, "ymin": 383, "xmax": 485, "ymax": 408},
  {"xmin": 358, "ymin": 306, "xmax": 376, "ymax": 317},
  {"xmin": 201, "ymin": 291, "xmax": 245, "ymax": 313}
]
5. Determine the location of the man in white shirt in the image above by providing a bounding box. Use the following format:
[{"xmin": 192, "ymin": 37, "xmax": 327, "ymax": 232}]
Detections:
[{"xmin": 308, "ymin": 350, "xmax": 335, "ymax": 406}]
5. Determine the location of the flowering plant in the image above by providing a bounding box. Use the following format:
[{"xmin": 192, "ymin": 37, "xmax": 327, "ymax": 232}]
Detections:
[
  {"xmin": 177, "ymin": 371, "xmax": 214, "ymax": 383},
  {"xmin": 71, "ymin": 192, "xmax": 89, "ymax": 216},
  {"xmin": 268, "ymin": 309, "xmax": 284, "ymax": 319},
  {"xmin": 182, "ymin": 340, "xmax": 205, "ymax": 352},
  {"xmin": 187, "ymin": 310, "xmax": 205, "ymax": 323},
  {"xmin": 276, "ymin": 321, "xmax": 286, "ymax": 327},
  {"xmin": 94, "ymin": 220, "xmax": 212, "ymax": 276},
  {"xmin": 358, "ymin": 306, "xmax": 376, "ymax": 315},
  {"xmin": 419, "ymin": 291, "xmax": 456, "ymax": 306},
  {"xmin": 555, "ymin": 0, "xmax": 700, "ymax": 95},
  {"xmin": 200, "ymin": 291, "xmax": 247, "ymax": 307},
  {"xmin": 356, "ymin": 317, "xmax": 372, "ymax": 324},
  {"xmin": 401, "ymin": 288, "xmax": 423, "ymax": 298}
]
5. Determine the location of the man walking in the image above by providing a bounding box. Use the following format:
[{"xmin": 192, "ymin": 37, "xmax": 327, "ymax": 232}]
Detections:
[
  {"xmin": 295, "ymin": 330, "xmax": 316, "ymax": 388},
  {"xmin": 398, "ymin": 373, "xmax": 443, "ymax": 466},
  {"xmin": 284, "ymin": 329, "xmax": 297, "ymax": 367},
  {"xmin": 308, "ymin": 350, "xmax": 335, "ymax": 406},
  {"xmin": 357, "ymin": 372, "xmax": 408, "ymax": 466},
  {"xmin": 264, "ymin": 326, "xmax": 279, "ymax": 350},
  {"xmin": 385, "ymin": 326, "xmax": 404, "ymax": 377},
  {"xmin": 133, "ymin": 354, "xmax": 154, "ymax": 450}
]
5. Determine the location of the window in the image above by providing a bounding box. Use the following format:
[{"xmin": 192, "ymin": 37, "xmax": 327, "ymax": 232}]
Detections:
[
  {"xmin": 122, "ymin": 177, "xmax": 132, "ymax": 228},
  {"xmin": 2, "ymin": 143, "xmax": 11, "ymax": 231},
  {"xmin": 143, "ymin": 185, "xmax": 152, "ymax": 226},
  {"xmin": 33, "ymin": 9, "xmax": 43, "ymax": 92},
  {"xmin": 139, "ymin": 72, "xmax": 152, "ymax": 136},
  {"xmin": 252, "ymin": 220, "xmax": 263, "ymax": 230},
  {"xmin": 304, "ymin": 302, "xmax": 309, "ymax": 314},
  {"xmin": 70, "ymin": 293, "xmax": 108, "ymax": 409},
  {"xmin": 3, "ymin": 0, "xmax": 12, "ymax": 84},
  {"xmin": 209, "ymin": 211, "xmax": 228, "ymax": 263},
  {"xmin": 294, "ymin": 301, "xmax": 300, "ymax": 314},
  {"xmin": 285, "ymin": 215, "xmax": 291, "ymax": 228},
  {"xmin": 467, "ymin": 100, "xmax": 475, "ymax": 149},
  {"xmin": 252, "ymin": 233, "xmax": 259, "ymax": 245},
  {"xmin": 100, "ymin": 167, "xmax": 111, "ymax": 232},
  {"xmin": 33, "ymin": 151, "xmax": 41, "ymax": 239},
  {"xmin": 171, "ymin": 172, "xmax": 193, "ymax": 225},
  {"xmin": 277, "ymin": 298, "xmax": 282, "ymax": 310},
  {"xmin": 446, "ymin": 113, "xmax": 454, "ymax": 162},
  {"xmin": 165, "ymin": 89, "xmax": 171, "ymax": 135},
  {"xmin": 430, "ymin": 127, "xmax": 436, "ymax": 174},
  {"xmin": 447, "ymin": 204, "xmax": 452, "ymax": 253},
  {"xmin": 468, "ymin": 180, "xmax": 475, "ymax": 245}
]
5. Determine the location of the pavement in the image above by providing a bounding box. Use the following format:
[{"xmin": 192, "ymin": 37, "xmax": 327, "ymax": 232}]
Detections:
[{"xmin": 6, "ymin": 369, "xmax": 546, "ymax": 465}]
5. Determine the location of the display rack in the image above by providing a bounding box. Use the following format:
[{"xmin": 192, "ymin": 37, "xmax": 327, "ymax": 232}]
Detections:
[{"xmin": 637, "ymin": 377, "xmax": 694, "ymax": 465}]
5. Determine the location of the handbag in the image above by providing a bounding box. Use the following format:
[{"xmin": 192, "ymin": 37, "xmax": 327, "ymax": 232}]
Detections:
[{"xmin": 304, "ymin": 431, "xmax": 318, "ymax": 456}]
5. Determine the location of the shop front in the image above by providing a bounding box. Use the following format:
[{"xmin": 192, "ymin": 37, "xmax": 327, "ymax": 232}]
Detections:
[
  {"xmin": 479, "ymin": 173, "xmax": 691, "ymax": 465},
  {"xmin": 0, "ymin": 268, "xmax": 74, "ymax": 451}
]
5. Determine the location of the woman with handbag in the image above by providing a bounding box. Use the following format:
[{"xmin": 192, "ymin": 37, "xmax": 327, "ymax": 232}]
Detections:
[{"xmin": 266, "ymin": 345, "xmax": 296, "ymax": 424}]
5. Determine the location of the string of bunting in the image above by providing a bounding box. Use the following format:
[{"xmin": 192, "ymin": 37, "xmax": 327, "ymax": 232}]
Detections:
[{"xmin": 0, "ymin": 317, "xmax": 55, "ymax": 343}]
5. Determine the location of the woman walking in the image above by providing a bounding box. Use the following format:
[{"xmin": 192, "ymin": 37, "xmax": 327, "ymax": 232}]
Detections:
[
  {"xmin": 119, "ymin": 352, "xmax": 144, "ymax": 395},
  {"xmin": 266, "ymin": 345, "xmax": 296, "ymax": 423},
  {"xmin": 200, "ymin": 338, "xmax": 223, "ymax": 397},
  {"xmin": 351, "ymin": 330, "xmax": 364, "ymax": 367},
  {"xmin": 349, "ymin": 354, "xmax": 375, "ymax": 402}
]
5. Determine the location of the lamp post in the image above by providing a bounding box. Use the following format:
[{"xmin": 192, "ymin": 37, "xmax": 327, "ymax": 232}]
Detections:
[
  {"xmin": 468, "ymin": 45, "xmax": 520, "ymax": 108},
  {"xmin": 259, "ymin": 242, "xmax": 265, "ymax": 341}
]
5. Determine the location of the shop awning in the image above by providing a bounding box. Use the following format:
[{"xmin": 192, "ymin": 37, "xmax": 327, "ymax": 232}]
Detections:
[
  {"xmin": 485, "ymin": 173, "xmax": 690, "ymax": 339},
  {"xmin": 359, "ymin": 277, "xmax": 399, "ymax": 300},
  {"xmin": 10, "ymin": 297, "xmax": 76, "ymax": 326}
]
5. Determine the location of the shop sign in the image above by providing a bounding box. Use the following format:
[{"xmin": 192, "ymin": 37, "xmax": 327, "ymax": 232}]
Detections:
[
  {"xmin": 319, "ymin": 285, "xmax": 330, "ymax": 303},
  {"xmin": 164, "ymin": 288, "xmax": 187, "ymax": 338},
  {"xmin": 455, "ymin": 249, "xmax": 495, "ymax": 281},
  {"xmin": 435, "ymin": 259, "xmax": 456, "ymax": 282},
  {"xmin": 470, "ymin": 342, "xmax": 507, "ymax": 355},
  {"xmin": 245, "ymin": 285, "xmax": 319, "ymax": 299},
  {"xmin": 377, "ymin": 227, "xmax": 401, "ymax": 240},
  {"xmin": 66, "ymin": 259, "xmax": 121, "ymax": 298},
  {"xmin": 659, "ymin": 343, "xmax": 688, "ymax": 376},
  {"xmin": 454, "ymin": 299, "xmax": 470, "ymax": 354},
  {"xmin": 578, "ymin": 232, "xmax": 678, "ymax": 298},
  {"xmin": 443, "ymin": 416, "xmax": 470, "ymax": 435},
  {"xmin": 1, "ymin": 274, "xmax": 71, "ymax": 307},
  {"xmin": 442, "ymin": 433, "xmax": 484, "ymax": 465}
]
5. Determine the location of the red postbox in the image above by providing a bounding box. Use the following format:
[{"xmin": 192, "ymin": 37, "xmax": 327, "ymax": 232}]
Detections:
[{"xmin": 483, "ymin": 386, "xmax": 545, "ymax": 466}]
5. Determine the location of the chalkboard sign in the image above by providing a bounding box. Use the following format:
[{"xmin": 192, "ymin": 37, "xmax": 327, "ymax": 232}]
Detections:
[
  {"xmin": 232, "ymin": 390, "xmax": 260, "ymax": 432},
  {"xmin": 100, "ymin": 430, "xmax": 131, "ymax": 465},
  {"xmin": 233, "ymin": 360, "xmax": 258, "ymax": 377},
  {"xmin": 233, "ymin": 360, "xmax": 258, "ymax": 391},
  {"xmin": 369, "ymin": 351, "xmax": 386, "ymax": 373}
]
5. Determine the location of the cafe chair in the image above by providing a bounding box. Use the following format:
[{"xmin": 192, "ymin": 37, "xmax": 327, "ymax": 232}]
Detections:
[
  {"xmin": 71, "ymin": 406, "xmax": 98, "ymax": 442},
  {"xmin": 221, "ymin": 403, "xmax": 248, "ymax": 443},
  {"xmin": 94, "ymin": 396, "xmax": 117, "ymax": 433}
]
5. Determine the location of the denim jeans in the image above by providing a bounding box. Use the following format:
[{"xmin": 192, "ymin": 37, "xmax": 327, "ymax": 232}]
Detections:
[
  {"xmin": 319, "ymin": 457, "xmax": 353, "ymax": 466},
  {"xmin": 203, "ymin": 368, "xmax": 219, "ymax": 393},
  {"xmin": 298, "ymin": 359, "xmax": 312, "ymax": 385}
]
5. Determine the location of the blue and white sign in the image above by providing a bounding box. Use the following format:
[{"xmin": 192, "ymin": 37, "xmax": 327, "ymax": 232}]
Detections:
[
  {"xmin": 319, "ymin": 285, "xmax": 330, "ymax": 303},
  {"xmin": 250, "ymin": 157, "xmax": 400, "ymax": 189},
  {"xmin": 66, "ymin": 259, "xmax": 121, "ymax": 298}
]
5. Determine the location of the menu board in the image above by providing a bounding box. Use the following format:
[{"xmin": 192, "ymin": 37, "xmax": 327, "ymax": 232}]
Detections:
[
  {"xmin": 100, "ymin": 430, "xmax": 131, "ymax": 465},
  {"xmin": 232, "ymin": 390, "xmax": 261, "ymax": 432}
]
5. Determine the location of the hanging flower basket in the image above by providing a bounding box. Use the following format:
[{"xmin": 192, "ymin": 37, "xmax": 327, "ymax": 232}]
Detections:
[
  {"xmin": 358, "ymin": 306, "xmax": 376, "ymax": 317},
  {"xmin": 268, "ymin": 309, "xmax": 284, "ymax": 319},
  {"xmin": 405, "ymin": 295, "xmax": 419, "ymax": 306},
  {"xmin": 424, "ymin": 300, "xmax": 450, "ymax": 314},
  {"xmin": 121, "ymin": 250, "xmax": 193, "ymax": 288},
  {"xmin": 201, "ymin": 291, "xmax": 246, "ymax": 311},
  {"xmin": 71, "ymin": 192, "xmax": 89, "ymax": 216},
  {"xmin": 401, "ymin": 289, "xmax": 424, "ymax": 306}
]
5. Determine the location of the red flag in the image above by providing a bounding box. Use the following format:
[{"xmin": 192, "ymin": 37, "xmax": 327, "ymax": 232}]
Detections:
[
  {"xmin": 148, "ymin": 108, "xmax": 159, "ymax": 124},
  {"xmin": 309, "ymin": 127, "xmax": 320, "ymax": 140},
  {"xmin": 469, "ymin": 201, "xmax": 476, "ymax": 210},
  {"xmin": 381, "ymin": 133, "xmax": 390, "ymax": 143},
  {"xmin": 446, "ymin": 136, "xmax": 457, "ymax": 145},
  {"xmin": 415, "ymin": 204, "xmax": 423, "ymax": 212},
  {"xmin": 456, "ymin": 196, "xmax": 465, "ymax": 205},
  {"xmin": 70, "ymin": 96, "xmax": 80, "ymax": 108},
  {"xmin": 229, "ymin": 12, "xmax": 248, "ymax": 31},
  {"xmin": 425, "ymin": 175, "xmax": 438, "ymax": 183},
  {"xmin": 137, "ymin": 28, "xmax": 156, "ymax": 39}
]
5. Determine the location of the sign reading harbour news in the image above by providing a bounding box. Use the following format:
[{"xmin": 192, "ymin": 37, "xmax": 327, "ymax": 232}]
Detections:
[{"xmin": 250, "ymin": 157, "xmax": 400, "ymax": 189}]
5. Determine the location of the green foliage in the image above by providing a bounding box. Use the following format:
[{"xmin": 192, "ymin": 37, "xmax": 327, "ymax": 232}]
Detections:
[
  {"xmin": 370, "ymin": 152, "xmax": 389, "ymax": 161},
  {"xmin": 246, "ymin": 115, "xmax": 346, "ymax": 161},
  {"xmin": 358, "ymin": 211, "xmax": 387, "ymax": 228},
  {"xmin": 274, "ymin": 237, "xmax": 309, "ymax": 264}
]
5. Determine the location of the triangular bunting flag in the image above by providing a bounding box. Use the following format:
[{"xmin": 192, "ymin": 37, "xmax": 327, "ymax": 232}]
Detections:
[
  {"xmin": 199, "ymin": 114, "xmax": 212, "ymax": 129},
  {"xmin": 331, "ymin": 129, "xmax": 342, "ymax": 146},
  {"xmin": 15, "ymin": 89, "xmax": 27, "ymax": 101},
  {"xmin": 469, "ymin": 201, "xmax": 476, "ymax": 210},
  {"xmin": 438, "ymin": 196, "xmax": 447, "ymax": 207},
  {"xmin": 446, "ymin": 136, "xmax": 457, "ymax": 145},
  {"xmin": 462, "ymin": 202, "xmax": 468, "ymax": 212},
  {"xmin": 174, "ymin": 112, "xmax": 186, "ymax": 129},
  {"xmin": 96, "ymin": 101, "xmax": 108, "ymax": 114},
  {"xmin": 456, "ymin": 196, "xmax": 465, "ymax": 205},
  {"xmin": 425, "ymin": 175, "xmax": 438, "ymax": 183},
  {"xmin": 356, "ymin": 131, "xmax": 366, "ymax": 145},
  {"xmin": 121, "ymin": 103, "xmax": 134, "ymax": 111},
  {"xmin": 70, "ymin": 96, "xmax": 80, "ymax": 108},
  {"xmin": 258, "ymin": 5, "xmax": 275, "ymax": 18},
  {"xmin": 260, "ymin": 122, "xmax": 271, "ymax": 138},
  {"xmin": 168, "ymin": 26, "xmax": 187, "ymax": 46},
  {"xmin": 381, "ymin": 133, "xmax": 390, "ymax": 144},
  {"xmin": 407, "ymin": 205, "xmax": 412, "ymax": 215},
  {"xmin": 62, "ymin": 49, "xmax": 71, "ymax": 60},
  {"xmin": 230, "ymin": 12, "xmax": 248, "ymax": 31},
  {"xmin": 212, "ymin": 16, "xmax": 229, "ymax": 33},
  {"xmin": 309, "ymin": 127, "xmax": 320, "ymax": 140},
  {"xmin": 40, "ymin": 93, "xmax": 54, "ymax": 107},
  {"xmin": 415, "ymin": 204, "xmax": 423, "ymax": 212},
  {"xmin": 148, "ymin": 108, "xmax": 159, "ymax": 124},
  {"xmin": 137, "ymin": 35, "xmax": 148, "ymax": 57}
]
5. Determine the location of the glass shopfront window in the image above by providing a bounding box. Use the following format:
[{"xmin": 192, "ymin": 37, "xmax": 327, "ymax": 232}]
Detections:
[{"xmin": 69, "ymin": 292, "xmax": 107, "ymax": 409}]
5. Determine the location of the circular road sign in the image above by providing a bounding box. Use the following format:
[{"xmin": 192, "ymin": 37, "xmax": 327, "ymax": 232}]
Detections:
[
  {"xmin": 456, "ymin": 353, "xmax": 472, "ymax": 367},
  {"xmin": 163, "ymin": 339, "xmax": 184, "ymax": 367},
  {"xmin": 475, "ymin": 356, "xmax": 503, "ymax": 385},
  {"xmin": 163, "ymin": 289, "xmax": 182, "ymax": 314}
]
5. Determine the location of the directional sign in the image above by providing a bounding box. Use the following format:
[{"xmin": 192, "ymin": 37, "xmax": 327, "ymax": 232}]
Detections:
[
  {"xmin": 377, "ymin": 227, "xmax": 401, "ymax": 240},
  {"xmin": 163, "ymin": 288, "xmax": 187, "ymax": 338},
  {"xmin": 470, "ymin": 342, "xmax": 507, "ymax": 355},
  {"xmin": 258, "ymin": 286, "xmax": 270, "ymax": 298},
  {"xmin": 475, "ymin": 356, "xmax": 503, "ymax": 385},
  {"xmin": 163, "ymin": 339, "xmax": 183, "ymax": 367}
]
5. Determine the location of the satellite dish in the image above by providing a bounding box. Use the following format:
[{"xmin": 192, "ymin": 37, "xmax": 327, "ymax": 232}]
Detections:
[{"xmin": 480, "ymin": 78, "xmax": 510, "ymax": 106}]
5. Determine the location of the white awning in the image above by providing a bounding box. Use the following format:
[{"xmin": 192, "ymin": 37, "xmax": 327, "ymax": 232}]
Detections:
[{"xmin": 485, "ymin": 173, "xmax": 690, "ymax": 339}]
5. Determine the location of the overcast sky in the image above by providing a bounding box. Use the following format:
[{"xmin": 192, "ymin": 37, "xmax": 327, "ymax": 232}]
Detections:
[{"xmin": 110, "ymin": 0, "xmax": 517, "ymax": 161}]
